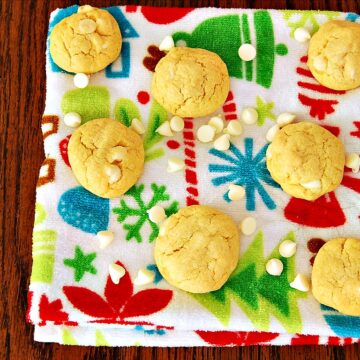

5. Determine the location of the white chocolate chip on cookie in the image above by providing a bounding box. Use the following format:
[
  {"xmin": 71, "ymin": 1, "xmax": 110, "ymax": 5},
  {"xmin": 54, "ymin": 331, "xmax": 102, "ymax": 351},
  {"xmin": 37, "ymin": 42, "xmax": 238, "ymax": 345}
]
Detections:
[
  {"xmin": 105, "ymin": 164, "xmax": 122, "ymax": 184},
  {"xmin": 78, "ymin": 18, "xmax": 97, "ymax": 34}
]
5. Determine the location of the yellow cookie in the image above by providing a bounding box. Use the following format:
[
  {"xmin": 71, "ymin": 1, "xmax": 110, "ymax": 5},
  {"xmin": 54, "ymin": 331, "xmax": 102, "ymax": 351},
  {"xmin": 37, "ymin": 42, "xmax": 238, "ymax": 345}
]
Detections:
[
  {"xmin": 266, "ymin": 122, "xmax": 345, "ymax": 200},
  {"xmin": 308, "ymin": 20, "xmax": 360, "ymax": 90},
  {"xmin": 312, "ymin": 238, "xmax": 360, "ymax": 316},
  {"xmin": 151, "ymin": 47, "xmax": 230, "ymax": 118},
  {"xmin": 68, "ymin": 118, "xmax": 144, "ymax": 198},
  {"xmin": 50, "ymin": 5, "xmax": 122, "ymax": 74},
  {"xmin": 154, "ymin": 205, "xmax": 239, "ymax": 293}
]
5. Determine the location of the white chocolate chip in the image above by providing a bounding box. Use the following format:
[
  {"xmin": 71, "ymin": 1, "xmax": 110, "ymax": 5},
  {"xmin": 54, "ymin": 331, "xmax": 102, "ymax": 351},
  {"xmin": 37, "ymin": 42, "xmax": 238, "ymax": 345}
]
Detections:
[
  {"xmin": 78, "ymin": 5, "xmax": 94, "ymax": 13},
  {"xmin": 147, "ymin": 205, "xmax": 166, "ymax": 224},
  {"xmin": 131, "ymin": 118, "xmax": 146, "ymax": 135},
  {"xmin": 156, "ymin": 121, "xmax": 173, "ymax": 137},
  {"xmin": 240, "ymin": 217, "xmax": 257, "ymax": 236},
  {"xmin": 276, "ymin": 112, "xmax": 296, "ymax": 127},
  {"xmin": 159, "ymin": 35, "xmax": 175, "ymax": 51},
  {"xmin": 228, "ymin": 184, "xmax": 245, "ymax": 201},
  {"xmin": 313, "ymin": 55, "xmax": 327, "ymax": 72},
  {"xmin": 104, "ymin": 164, "xmax": 121, "ymax": 184},
  {"xmin": 167, "ymin": 157, "xmax": 185, "ymax": 173},
  {"xmin": 133, "ymin": 268, "xmax": 155, "ymax": 286},
  {"xmin": 225, "ymin": 120, "xmax": 243, "ymax": 136},
  {"xmin": 97, "ymin": 230, "xmax": 114, "ymax": 249},
  {"xmin": 348, "ymin": 67, "xmax": 356, "ymax": 80},
  {"xmin": 294, "ymin": 27, "xmax": 311, "ymax": 43},
  {"xmin": 197, "ymin": 125, "xmax": 216, "ymax": 143},
  {"xmin": 108, "ymin": 263, "xmax": 126, "ymax": 284},
  {"xmin": 79, "ymin": 18, "xmax": 97, "ymax": 34},
  {"xmin": 208, "ymin": 116, "xmax": 224, "ymax": 134},
  {"xmin": 290, "ymin": 274, "xmax": 310, "ymax": 292},
  {"xmin": 107, "ymin": 146, "xmax": 127, "ymax": 163},
  {"xmin": 73, "ymin": 73, "xmax": 89, "ymax": 88},
  {"xmin": 238, "ymin": 43, "xmax": 256, "ymax": 61},
  {"xmin": 266, "ymin": 258, "xmax": 284, "ymax": 276},
  {"xmin": 214, "ymin": 134, "xmax": 230, "ymax": 151},
  {"xmin": 241, "ymin": 107, "xmax": 258, "ymax": 125},
  {"xmin": 170, "ymin": 116, "xmax": 184, "ymax": 132},
  {"xmin": 266, "ymin": 124, "xmax": 280, "ymax": 142},
  {"xmin": 63, "ymin": 112, "xmax": 82, "ymax": 128},
  {"xmin": 279, "ymin": 240, "xmax": 297, "ymax": 258},
  {"xmin": 345, "ymin": 153, "xmax": 360, "ymax": 173},
  {"xmin": 301, "ymin": 180, "xmax": 321, "ymax": 191}
]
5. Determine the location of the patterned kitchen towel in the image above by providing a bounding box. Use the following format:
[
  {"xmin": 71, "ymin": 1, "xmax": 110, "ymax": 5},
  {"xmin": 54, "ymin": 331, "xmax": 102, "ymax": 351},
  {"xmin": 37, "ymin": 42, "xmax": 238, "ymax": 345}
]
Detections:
[{"xmin": 27, "ymin": 5, "xmax": 360, "ymax": 346}]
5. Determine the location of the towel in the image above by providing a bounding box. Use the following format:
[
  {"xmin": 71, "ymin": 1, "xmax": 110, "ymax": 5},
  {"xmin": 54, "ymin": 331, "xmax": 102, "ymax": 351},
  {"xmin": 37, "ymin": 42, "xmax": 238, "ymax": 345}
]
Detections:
[{"xmin": 27, "ymin": 5, "xmax": 360, "ymax": 346}]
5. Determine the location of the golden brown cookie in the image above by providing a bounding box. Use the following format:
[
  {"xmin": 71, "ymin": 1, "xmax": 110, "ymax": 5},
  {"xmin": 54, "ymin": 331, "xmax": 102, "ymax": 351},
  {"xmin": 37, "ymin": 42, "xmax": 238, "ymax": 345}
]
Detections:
[
  {"xmin": 68, "ymin": 118, "xmax": 144, "ymax": 198},
  {"xmin": 151, "ymin": 47, "xmax": 230, "ymax": 118},
  {"xmin": 266, "ymin": 122, "xmax": 345, "ymax": 200},
  {"xmin": 50, "ymin": 5, "xmax": 122, "ymax": 74},
  {"xmin": 312, "ymin": 237, "xmax": 360, "ymax": 316},
  {"xmin": 154, "ymin": 205, "xmax": 240, "ymax": 293},
  {"xmin": 308, "ymin": 20, "xmax": 360, "ymax": 90}
]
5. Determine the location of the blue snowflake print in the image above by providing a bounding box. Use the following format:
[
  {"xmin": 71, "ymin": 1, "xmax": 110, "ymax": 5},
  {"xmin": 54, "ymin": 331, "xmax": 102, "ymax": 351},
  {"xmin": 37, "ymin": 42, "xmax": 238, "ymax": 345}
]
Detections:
[{"xmin": 208, "ymin": 138, "xmax": 281, "ymax": 211}]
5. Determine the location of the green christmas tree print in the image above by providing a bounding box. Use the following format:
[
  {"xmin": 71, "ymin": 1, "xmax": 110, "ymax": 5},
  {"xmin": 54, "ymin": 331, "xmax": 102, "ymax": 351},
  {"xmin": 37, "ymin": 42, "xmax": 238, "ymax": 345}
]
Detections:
[
  {"xmin": 172, "ymin": 10, "xmax": 288, "ymax": 89},
  {"xmin": 114, "ymin": 99, "xmax": 168, "ymax": 162},
  {"xmin": 192, "ymin": 231, "xmax": 306, "ymax": 333},
  {"xmin": 113, "ymin": 183, "xmax": 179, "ymax": 243},
  {"xmin": 282, "ymin": 10, "xmax": 340, "ymax": 37}
]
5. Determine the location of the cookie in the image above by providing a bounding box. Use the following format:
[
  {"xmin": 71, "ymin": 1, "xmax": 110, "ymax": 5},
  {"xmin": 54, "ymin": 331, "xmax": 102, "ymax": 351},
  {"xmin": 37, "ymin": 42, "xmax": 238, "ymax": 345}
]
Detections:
[
  {"xmin": 266, "ymin": 122, "xmax": 345, "ymax": 200},
  {"xmin": 68, "ymin": 118, "xmax": 144, "ymax": 198},
  {"xmin": 312, "ymin": 238, "xmax": 360, "ymax": 316},
  {"xmin": 50, "ymin": 5, "xmax": 122, "ymax": 74},
  {"xmin": 151, "ymin": 47, "xmax": 230, "ymax": 118},
  {"xmin": 307, "ymin": 20, "xmax": 360, "ymax": 90},
  {"xmin": 154, "ymin": 205, "xmax": 239, "ymax": 293}
]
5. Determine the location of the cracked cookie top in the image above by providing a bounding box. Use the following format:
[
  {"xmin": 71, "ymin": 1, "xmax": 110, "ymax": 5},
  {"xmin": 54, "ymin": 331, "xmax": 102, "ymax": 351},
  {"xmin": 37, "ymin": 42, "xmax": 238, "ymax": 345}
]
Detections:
[
  {"xmin": 266, "ymin": 122, "xmax": 345, "ymax": 200},
  {"xmin": 50, "ymin": 5, "xmax": 122, "ymax": 74},
  {"xmin": 154, "ymin": 205, "xmax": 239, "ymax": 293},
  {"xmin": 151, "ymin": 47, "xmax": 230, "ymax": 118},
  {"xmin": 68, "ymin": 118, "xmax": 144, "ymax": 198},
  {"xmin": 312, "ymin": 237, "xmax": 360, "ymax": 316},
  {"xmin": 307, "ymin": 20, "xmax": 360, "ymax": 90}
]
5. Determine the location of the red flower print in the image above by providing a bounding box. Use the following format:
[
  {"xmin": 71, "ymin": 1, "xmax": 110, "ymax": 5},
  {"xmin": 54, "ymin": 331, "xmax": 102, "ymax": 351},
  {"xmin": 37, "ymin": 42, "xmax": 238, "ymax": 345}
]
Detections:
[
  {"xmin": 196, "ymin": 330, "xmax": 279, "ymax": 346},
  {"xmin": 38, "ymin": 294, "xmax": 76, "ymax": 326},
  {"xmin": 63, "ymin": 261, "xmax": 172, "ymax": 323},
  {"xmin": 351, "ymin": 121, "xmax": 360, "ymax": 138},
  {"xmin": 141, "ymin": 6, "xmax": 194, "ymax": 24},
  {"xmin": 291, "ymin": 334, "xmax": 320, "ymax": 345}
]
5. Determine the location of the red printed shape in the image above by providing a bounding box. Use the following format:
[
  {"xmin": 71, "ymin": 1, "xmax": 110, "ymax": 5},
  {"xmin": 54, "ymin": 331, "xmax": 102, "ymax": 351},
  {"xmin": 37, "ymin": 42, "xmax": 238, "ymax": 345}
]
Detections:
[
  {"xmin": 59, "ymin": 135, "xmax": 71, "ymax": 167},
  {"xmin": 137, "ymin": 91, "xmax": 150, "ymax": 105},
  {"xmin": 120, "ymin": 289, "xmax": 173, "ymax": 318},
  {"xmin": 104, "ymin": 261, "xmax": 133, "ymax": 313},
  {"xmin": 186, "ymin": 196, "xmax": 199, "ymax": 206},
  {"xmin": 167, "ymin": 140, "xmax": 180, "ymax": 150},
  {"xmin": 298, "ymin": 93, "xmax": 338, "ymax": 120},
  {"xmin": 284, "ymin": 192, "xmax": 346, "ymax": 228},
  {"xmin": 351, "ymin": 121, "xmax": 360, "ymax": 138},
  {"xmin": 196, "ymin": 330, "xmax": 279, "ymax": 346},
  {"xmin": 39, "ymin": 295, "xmax": 70, "ymax": 325},
  {"xmin": 298, "ymin": 81, "xmax": 345, "ymax": 95},
  {"xmin": 341, "ymin": 175, "xmax": 360, "ymax": 194},
  {"xmin": 26, "ymin": 291, "xmax": 34, "ymax": 323},
  {"xmin": 141, "ymin": 6, "xmax": 193, "ymax": 24},
  {"xmin": 322, "ymin": 125, "xmax": 340, "ymax": 137},
  {"xmin": 291, "ymin": 334, "xmax": 320, "ymax": 345},
  {"xmin": 63, "ymin": 286, "xmax": 116, "ymax": 319}
]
